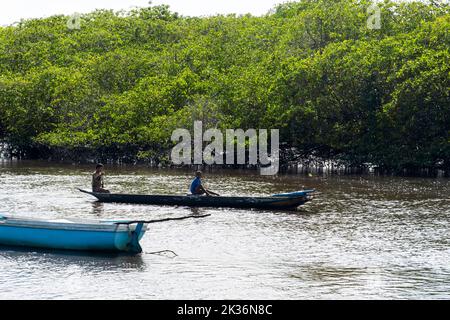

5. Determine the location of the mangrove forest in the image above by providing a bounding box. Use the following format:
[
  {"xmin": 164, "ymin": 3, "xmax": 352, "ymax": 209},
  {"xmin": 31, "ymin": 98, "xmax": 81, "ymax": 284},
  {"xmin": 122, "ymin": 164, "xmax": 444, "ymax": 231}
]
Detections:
[{"xmin": 0, "ymin": 0, "xmax": 449, "ymax": 174}]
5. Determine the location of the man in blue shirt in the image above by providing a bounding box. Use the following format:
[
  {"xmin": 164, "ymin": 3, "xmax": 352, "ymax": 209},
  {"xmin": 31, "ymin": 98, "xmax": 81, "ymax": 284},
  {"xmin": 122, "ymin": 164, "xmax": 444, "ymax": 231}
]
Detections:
[{"xmin": 190, "ymin": 171, "xmax": 219, "ymax": 196}]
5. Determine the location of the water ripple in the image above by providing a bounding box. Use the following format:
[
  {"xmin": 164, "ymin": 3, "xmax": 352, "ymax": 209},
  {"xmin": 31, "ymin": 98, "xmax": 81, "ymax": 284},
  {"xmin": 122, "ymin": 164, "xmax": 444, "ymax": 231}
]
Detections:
[{"xmin": 0, "ymin": 162, "xmax": 449, "ymax": 299}]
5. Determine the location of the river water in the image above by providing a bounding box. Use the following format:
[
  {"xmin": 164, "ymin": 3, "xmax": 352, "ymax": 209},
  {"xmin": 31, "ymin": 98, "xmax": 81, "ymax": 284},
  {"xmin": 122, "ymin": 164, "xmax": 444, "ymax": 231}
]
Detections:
[{"xmin": 0, "ymin": 160, "xmax": 449, "ymax": 299}]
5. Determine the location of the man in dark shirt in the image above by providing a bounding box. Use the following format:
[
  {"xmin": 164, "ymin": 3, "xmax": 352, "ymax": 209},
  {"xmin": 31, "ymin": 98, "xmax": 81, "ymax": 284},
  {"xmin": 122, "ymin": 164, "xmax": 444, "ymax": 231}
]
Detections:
[{"xmin": 92, "ymin": 164, "xmax": 110, "ymax": 193}]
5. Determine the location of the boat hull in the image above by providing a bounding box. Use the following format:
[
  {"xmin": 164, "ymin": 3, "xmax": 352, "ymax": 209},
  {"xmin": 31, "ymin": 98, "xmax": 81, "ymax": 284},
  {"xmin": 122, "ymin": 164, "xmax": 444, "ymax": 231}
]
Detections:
[
  {"xmin": 80, "ymin": 190, "xmax": 314, "ymax": 210},
  {"xmin": 0, "ymin": 216, "xmax": 147, "ymax": 254}
]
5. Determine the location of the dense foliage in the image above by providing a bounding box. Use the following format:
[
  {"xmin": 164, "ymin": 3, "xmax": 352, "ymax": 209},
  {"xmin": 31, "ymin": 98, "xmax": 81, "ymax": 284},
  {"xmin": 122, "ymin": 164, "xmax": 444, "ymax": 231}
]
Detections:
[{"xmin": 0, "ymin": 0, "xmax": 448, "ymax": 173}]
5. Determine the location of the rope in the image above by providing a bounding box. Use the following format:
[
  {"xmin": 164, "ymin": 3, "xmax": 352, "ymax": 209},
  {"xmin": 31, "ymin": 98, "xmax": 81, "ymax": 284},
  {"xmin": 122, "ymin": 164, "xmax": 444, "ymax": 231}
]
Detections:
[
  {"xmin": 145, "ymin": 250, "xmax": 178, "ymax": 257},
  {"xmin": 114, "ymin": 214, "xmax": 211, "ymax": 225}
]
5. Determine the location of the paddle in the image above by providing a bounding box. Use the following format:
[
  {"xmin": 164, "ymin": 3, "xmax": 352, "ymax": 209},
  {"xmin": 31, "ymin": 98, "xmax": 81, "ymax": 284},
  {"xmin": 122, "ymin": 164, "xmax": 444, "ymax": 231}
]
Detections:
[{"xmin": 113, "ymin": 214, "xmax": 211, "ymax": 225}]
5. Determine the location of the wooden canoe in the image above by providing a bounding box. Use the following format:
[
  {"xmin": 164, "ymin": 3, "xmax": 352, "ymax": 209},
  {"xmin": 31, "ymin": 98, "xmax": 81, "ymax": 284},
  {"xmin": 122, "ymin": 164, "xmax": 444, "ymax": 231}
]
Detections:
[{"xmin": 79, "ymin": 189, "xmax": 315, "ymax": 210}]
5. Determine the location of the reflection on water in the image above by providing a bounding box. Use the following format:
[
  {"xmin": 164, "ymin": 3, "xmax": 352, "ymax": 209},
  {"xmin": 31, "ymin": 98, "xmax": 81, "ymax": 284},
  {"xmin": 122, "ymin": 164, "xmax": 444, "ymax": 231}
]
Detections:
[
  {"xmin": 0, "ymin": 160, "xmax": 449, "ymax": 299},
  {"xmin": 187, "ymin": 207, "xmax": 207, "ymax": 216},
  {"xmin": 0, "ymin": 246, "xmax": 146, "ymax": 272},
  {"xmin": 91, "ymin": 202, "xmax": 105, "ymax": 216}
]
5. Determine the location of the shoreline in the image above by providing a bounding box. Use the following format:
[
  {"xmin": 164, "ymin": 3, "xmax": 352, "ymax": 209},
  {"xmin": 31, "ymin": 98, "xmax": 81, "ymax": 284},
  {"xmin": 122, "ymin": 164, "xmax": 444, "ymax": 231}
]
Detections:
[{"xmin": 1, "ymin": 158, "xmax": 448, "ymax": 179}]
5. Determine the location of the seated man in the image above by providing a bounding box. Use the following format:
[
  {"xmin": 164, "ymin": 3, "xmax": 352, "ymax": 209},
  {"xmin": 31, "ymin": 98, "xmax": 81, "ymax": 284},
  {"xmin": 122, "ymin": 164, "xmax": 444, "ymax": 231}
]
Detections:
[
  {"xmin": 189, "ymin": 171, "xmax": 219, "ymax": 196},
  {"xmin": 92, "ymin": 163, "xmax": 110, "ymax": 193}
]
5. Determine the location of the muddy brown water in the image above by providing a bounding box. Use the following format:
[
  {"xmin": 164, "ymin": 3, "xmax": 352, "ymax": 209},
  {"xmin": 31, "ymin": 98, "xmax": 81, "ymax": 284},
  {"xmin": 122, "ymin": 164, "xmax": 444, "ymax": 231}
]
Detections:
[{"xmin": 0, "ymin": 160, "xmax": 449, "ymax": 299}]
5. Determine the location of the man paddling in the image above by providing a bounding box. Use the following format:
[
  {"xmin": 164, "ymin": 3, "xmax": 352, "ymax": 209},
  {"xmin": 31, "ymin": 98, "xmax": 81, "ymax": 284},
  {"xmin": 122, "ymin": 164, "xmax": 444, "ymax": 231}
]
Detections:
[
  {"xmin": 92, "ymin": 163, "xmax": 110, "ymax": 193},
  {"xmin": 190, "ymin": 171, "xmax": 219, "ymax": 196}
]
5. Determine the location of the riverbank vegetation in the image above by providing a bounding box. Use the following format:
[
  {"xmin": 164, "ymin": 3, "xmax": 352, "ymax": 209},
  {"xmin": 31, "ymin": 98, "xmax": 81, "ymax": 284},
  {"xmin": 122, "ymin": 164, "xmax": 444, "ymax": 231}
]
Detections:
[{"xmin": 0, "ymin": 0, "xmax": 448, "ymax": 175}]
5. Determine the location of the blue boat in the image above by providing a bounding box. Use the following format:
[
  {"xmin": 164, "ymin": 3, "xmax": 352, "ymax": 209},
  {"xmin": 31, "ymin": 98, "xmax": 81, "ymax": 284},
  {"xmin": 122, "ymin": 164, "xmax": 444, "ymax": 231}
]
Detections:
[
  {"xmin": 0, "ymin": 214, "xmax": 210, "ymax": 254},
  {"xmin": 0, "ymin": 214, "xmax": 148, "ymax": 254}
]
